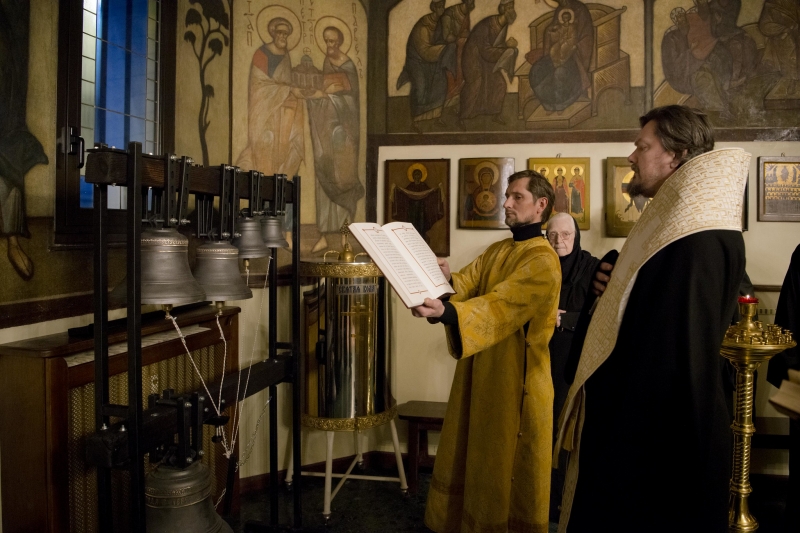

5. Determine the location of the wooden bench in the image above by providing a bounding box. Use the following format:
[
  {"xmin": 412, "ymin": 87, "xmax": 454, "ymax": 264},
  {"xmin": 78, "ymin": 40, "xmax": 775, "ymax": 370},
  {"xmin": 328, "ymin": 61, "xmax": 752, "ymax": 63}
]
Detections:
[{"xmin": 397, "ymin": 401, "xmax": 448, "ymax": 494}]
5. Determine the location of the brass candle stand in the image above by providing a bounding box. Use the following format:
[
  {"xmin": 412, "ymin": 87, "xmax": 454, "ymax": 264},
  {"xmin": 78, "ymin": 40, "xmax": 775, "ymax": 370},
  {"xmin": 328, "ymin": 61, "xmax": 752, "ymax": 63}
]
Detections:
[{"xmin": 720, "ymin": 296, "xmax": 795, "ymax": 532}]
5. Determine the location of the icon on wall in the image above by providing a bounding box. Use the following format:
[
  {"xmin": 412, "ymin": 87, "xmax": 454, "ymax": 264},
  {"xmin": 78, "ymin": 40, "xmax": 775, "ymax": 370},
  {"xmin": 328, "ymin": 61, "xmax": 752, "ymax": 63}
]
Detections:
[
  {"xmin": 528, "ymin": 157, "xmax": 589, "ymax": 229},
  {"xmin": 385, "ymin": 159, "xmax": 450, "ymax": 256},
  {"xmin": 458, "ymin": 158, "xmax": 514, "ymax": 229}
]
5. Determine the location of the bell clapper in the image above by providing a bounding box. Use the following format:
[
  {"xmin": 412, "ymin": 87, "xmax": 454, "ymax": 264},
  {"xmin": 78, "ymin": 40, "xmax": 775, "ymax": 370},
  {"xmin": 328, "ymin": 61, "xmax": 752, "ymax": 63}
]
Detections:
[{"xmin": 162, "ymin": 304, "xmax": 173, "ymax": 319}]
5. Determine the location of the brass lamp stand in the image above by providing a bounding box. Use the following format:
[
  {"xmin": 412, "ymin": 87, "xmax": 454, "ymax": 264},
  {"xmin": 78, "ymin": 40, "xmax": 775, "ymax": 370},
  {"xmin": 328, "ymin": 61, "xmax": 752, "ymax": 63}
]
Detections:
[{"xmin": 720, "ymin": 296, "xmax": 795, "ymax": 532}]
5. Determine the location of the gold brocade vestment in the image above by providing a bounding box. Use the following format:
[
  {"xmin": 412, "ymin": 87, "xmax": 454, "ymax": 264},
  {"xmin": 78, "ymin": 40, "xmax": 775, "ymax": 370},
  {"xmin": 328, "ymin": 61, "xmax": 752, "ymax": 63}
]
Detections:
[{"xmin": 425, "ymin": 236, "xmax": 560, "ymax": 533}]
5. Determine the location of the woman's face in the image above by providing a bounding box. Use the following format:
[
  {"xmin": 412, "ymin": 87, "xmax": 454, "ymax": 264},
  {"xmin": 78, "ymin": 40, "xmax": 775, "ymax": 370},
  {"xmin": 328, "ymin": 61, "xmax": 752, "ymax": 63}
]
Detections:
[{"xmin": 547, "ymin": 216, "xmax": 575, "ymax": 257}]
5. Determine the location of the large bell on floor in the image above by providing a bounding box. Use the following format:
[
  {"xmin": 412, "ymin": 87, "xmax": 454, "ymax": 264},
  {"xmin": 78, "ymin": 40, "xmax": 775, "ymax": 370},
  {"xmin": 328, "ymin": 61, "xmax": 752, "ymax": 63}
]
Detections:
[
  {"xmin": 192, "ymin": 241, "xmax": 253, "ymax": 302},
  {"xmin": 232, "ymin": 217, "xmax": 269, "ymax": 259},
  {"xmin": 145, "ymin": 461, "xmax": 233, "ymax": 533},
  {"xmin": 110, "ymin": 227, "xmax": 206, "ymax": 306},
  {"xmin": 260, "ymin": 215, "xmax": 289, "ymax": 249}
]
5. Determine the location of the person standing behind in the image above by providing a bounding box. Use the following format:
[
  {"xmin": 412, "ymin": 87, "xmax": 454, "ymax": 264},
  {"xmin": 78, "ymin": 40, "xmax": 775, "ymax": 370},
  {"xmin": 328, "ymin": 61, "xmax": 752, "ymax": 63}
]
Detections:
[
  {"xmin": 411, "ymin": 170, "xmax": 560, "ymax": 533},
  {"xmin": 545, "ymin": 212, "xmax": 598, "ymax": 523},
  {"xmin": 556, "ymin": 105, "xmax": 749, "ymax": 533},
  {"xmin": 767, "ymin": 244, "xmax": 800, "ymax": 533}
]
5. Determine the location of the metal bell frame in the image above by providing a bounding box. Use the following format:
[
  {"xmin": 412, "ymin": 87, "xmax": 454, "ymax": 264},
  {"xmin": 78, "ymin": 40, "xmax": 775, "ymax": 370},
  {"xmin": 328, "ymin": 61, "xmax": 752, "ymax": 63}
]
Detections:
[{"xmin": 85, "ymin": 143, "xmax": 303, "ymax": 533}]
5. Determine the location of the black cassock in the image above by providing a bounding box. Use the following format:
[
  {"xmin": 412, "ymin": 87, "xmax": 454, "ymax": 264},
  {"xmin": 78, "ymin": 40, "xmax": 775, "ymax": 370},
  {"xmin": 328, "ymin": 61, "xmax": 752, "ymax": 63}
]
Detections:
[
  {"xmin": 549, "ymin": 221, "xmax": 599, "ymax": 521},
  {"xmin": 767, "ymin": 244, "xmax": 800, "ymax": 532},
  {"xmin": 568, "ymin": 230, "xmax": 744, "ymax": 533}
]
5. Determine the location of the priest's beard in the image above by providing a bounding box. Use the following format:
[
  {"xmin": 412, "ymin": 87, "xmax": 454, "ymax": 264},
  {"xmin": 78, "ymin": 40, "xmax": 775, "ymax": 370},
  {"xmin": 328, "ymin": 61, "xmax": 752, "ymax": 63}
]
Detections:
[{"xmin": 627, "ymin": 166, "xmax": 661, "ymax": 198}]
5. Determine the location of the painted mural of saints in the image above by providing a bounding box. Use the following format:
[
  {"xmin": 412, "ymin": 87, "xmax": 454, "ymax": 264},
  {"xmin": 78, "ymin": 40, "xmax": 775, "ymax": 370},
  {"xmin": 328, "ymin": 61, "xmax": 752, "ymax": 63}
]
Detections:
[
  {"xmin": 237, "ymin": 7, "xmax": 365, "ymax": 255},
  {"xmin": 0, "ymin": 1, "xmax": 49, "ymax": 280},
  {"xmin": 237, "ymin": 7, "xmax": 305, "ymax": 178},
  {"xmin": 306, "ymin": 18, "xmax": 364, "ymax": 254}
]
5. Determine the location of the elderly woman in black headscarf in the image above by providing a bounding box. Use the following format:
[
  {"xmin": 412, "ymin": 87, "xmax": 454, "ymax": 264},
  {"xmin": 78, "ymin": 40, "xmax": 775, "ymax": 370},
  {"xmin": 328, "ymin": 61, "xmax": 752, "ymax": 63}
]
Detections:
[{"xmin": 545, "ymin": 212, "xmax": 599, "ymax": 522}]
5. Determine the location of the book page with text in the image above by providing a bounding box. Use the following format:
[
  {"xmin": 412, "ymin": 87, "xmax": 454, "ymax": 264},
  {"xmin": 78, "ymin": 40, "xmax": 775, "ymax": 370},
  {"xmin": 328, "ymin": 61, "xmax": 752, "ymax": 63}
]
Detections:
[
  {"xmin": 384, "ymin": 222, "xmax": 454, "ymax": 298},
  {"xmin": 348, "ymin": 223, "xmax": 430, "ymax": 307}
]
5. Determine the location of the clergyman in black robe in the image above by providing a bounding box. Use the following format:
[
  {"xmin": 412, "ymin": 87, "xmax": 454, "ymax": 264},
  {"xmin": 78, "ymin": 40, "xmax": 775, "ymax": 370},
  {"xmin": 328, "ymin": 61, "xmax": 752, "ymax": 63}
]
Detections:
[
  {"xmin": 559, "ymin": 106, "xmax": 747, "ymax": 533},
  {"xmin": 767, "ymin": 243, "xmax": 800, "ymax": 533},
  {"xmin": 568, "ymin": 231, "xmax": 744, "ymax": 532},
  {"xmin": 546, "ymin": 213, "xmax": 598, "ymax": 523}
]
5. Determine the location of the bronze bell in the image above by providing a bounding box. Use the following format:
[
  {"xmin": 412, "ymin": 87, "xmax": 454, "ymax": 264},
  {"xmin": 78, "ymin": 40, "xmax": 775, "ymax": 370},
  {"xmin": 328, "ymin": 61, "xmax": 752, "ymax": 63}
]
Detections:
[
  {"xmin": 261, "ymin": 215, "xmax": 289, "ymax": 249},
  {"xmin": 110, "ymin": 227, "xmax": 206, "ymax": 306},
  {"xmin": 145, "ymin": 461, "xmax": 233, "ymax": 533},
  {"xmin": 192, "ymin": 242, "xmax": 253, "ymax": 302},
  {"xmin": 232, "ymin": 217, "xmax": 269, "ymax": 259}
]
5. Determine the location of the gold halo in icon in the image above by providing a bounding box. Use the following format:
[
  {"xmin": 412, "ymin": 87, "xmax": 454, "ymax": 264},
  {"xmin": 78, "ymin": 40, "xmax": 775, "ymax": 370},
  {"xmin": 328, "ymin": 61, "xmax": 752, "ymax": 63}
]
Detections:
[
  {"xmin": 407, "ymin": 163, "xmax": 428, "ymax": 182},
  {"xmin": 474, "ymin": 161, "xmax": 500, "ymax": 186},
  {"xmin": 315, "ymin": 16, "xmax": 352, "ymax": 55},
  {"xmin": 256, "ymin": 6, "xmax": 302, "ymax": 51}
]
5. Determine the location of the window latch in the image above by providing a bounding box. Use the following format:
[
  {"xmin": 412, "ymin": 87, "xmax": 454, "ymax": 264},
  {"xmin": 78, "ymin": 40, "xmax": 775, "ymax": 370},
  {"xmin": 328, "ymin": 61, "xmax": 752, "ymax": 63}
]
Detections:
[{"xmin": 68, "ymin": 127, "xmax": 85, "ymax": 169}]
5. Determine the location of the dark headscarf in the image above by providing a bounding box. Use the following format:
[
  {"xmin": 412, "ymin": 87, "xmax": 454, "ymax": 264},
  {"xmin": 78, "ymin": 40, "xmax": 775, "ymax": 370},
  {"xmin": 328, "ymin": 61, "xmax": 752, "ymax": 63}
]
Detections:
[
  {"xmin": 555, "ymin": 216, "xmax": 598, "ymax": 312},
  {"xmin": 558, "ymin": 216, "xmax": 582, "ymax": 283}
]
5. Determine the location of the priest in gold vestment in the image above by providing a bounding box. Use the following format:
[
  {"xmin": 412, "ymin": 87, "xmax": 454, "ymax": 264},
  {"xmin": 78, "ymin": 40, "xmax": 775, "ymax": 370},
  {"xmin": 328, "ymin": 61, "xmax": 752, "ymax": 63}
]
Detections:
[{"xmin": 411, "ymin": 170, "xmax": 560, "ymax": 533}]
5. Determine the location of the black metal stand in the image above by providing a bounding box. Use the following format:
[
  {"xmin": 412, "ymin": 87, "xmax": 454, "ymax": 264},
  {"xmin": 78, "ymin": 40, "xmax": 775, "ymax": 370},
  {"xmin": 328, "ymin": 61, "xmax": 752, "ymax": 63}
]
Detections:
[
  {"xmin": 244, "ymin": 175, "xmax": 304, "ymax": 532},
  {"xmin": 88, "ymin": 145, "xmax": 305, "ymax": 532},
  {"xmin": 91, "ymin": 142, "xmax": 147, "ymax": 532}
]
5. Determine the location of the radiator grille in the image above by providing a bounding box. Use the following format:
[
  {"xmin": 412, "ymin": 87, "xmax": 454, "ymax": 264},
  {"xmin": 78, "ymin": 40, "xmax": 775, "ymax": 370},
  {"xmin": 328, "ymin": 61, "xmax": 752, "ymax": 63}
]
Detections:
[{"xmin": 67, "ymin": 344, "xmax": 228, "ymax": 532}]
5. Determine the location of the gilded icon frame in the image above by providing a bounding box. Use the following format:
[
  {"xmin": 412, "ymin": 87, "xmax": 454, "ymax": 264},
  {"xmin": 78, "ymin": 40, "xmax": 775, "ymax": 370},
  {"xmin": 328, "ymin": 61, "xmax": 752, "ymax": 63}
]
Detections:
[
  {"xmin": 384, "ymin": 159, "xmax": 450, "ymax": 256},
  {"xmin": 527, "ymin": 158, "xmax": 590, "ymax": 229},
  {"xmin": 458, "ymin": 158, "xmax": 515, "ymax": 229},
  {"xmin": 604, "ymin": 157, "xmax": 649, "ymax": 237},
  {"xmin": 757, "ymin": 156, "xmax": 800, "ymax": 222}
]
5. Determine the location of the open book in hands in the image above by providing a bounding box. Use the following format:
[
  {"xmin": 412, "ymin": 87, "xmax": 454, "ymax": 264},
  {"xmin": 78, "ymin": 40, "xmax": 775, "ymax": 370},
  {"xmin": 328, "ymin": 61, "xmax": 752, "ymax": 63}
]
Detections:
[
  {"xmin": 769, "ymin": 368, "xmax": 800, "ymax": 420},
  {"xmin": 348, "ymin": 222, "xmax": 455, "ymax": 308}
]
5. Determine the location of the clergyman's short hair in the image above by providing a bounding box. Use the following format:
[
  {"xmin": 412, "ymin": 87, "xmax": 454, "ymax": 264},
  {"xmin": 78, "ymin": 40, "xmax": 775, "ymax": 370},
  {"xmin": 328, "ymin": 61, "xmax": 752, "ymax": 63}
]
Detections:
[
  {"xmin": 508, "ymin": 169, "xmax": 555, "ymax": 222},
  {"xmin": 639, "ymin": 105, "xmax": 714, "ymax": 165}
]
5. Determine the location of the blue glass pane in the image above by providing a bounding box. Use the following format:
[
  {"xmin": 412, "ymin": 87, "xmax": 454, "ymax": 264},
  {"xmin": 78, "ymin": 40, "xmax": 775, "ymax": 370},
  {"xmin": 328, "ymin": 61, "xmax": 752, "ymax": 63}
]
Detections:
[
  {"xmin": 80, "ymin": 176, "xmax": 94, "ymax": 209},
  {"xmin": 102, "ymin": 44, "xmax": 127, "ymax": 114},
  {"xmin": 130, "ymin": 1, "xmax": 148, "ymax": 56},
  {"xmin": 102, "ymin": 0, "xmax": 128, "ymax": 50},
  {"xmin": 129, "ymin": 116, "xmax": 145, "ymax": 144},
  {"xmin": 129, "ymin": 52, "xmax": 147, "ymax": 117},
  {"xmin": 96, "ymin": 108, "xmax": 126, "ymax": 147},
  {"xmin": 88, "ymin": 0, "xmax": 157, "ymax": 151}
]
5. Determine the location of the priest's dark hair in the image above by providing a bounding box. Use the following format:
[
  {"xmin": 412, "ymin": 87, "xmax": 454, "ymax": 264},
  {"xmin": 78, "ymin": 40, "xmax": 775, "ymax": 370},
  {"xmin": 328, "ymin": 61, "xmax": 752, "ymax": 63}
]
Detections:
[
  {"xmin": 639, "ymin": 105, "xmax": 715, "ymax": 166},
  {"xmin": 508, "ymin": 169, "xmax": 555, "ymax": 222}
]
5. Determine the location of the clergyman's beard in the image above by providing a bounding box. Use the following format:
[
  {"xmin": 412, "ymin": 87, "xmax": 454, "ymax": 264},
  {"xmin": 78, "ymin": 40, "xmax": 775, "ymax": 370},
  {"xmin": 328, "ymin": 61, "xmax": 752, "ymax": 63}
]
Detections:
[
  {"xmin": 627, "ymin": 167, "xmax": 652, "ymax": 198},
  {"xmin": 627, "ymin": 174, "xmax": 644, "ymax": 198},
  {"xmin": 505, "ymin": 214, "xmax": 530, "ymax": 227}
]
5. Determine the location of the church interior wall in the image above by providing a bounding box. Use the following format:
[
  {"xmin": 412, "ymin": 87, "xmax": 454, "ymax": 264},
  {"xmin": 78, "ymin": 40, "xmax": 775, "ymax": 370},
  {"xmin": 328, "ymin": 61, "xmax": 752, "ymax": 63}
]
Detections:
[{"xmin": 1, "ymin": 0, "xmax": 799, "ymax": 528}]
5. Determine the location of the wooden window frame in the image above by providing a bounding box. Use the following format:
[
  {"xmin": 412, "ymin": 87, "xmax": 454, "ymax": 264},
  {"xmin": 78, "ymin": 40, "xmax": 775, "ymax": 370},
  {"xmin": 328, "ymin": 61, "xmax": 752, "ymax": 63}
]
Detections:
[{"xmin": 53, "ymin": 0, "xmax": 176, "ymax": 247}]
